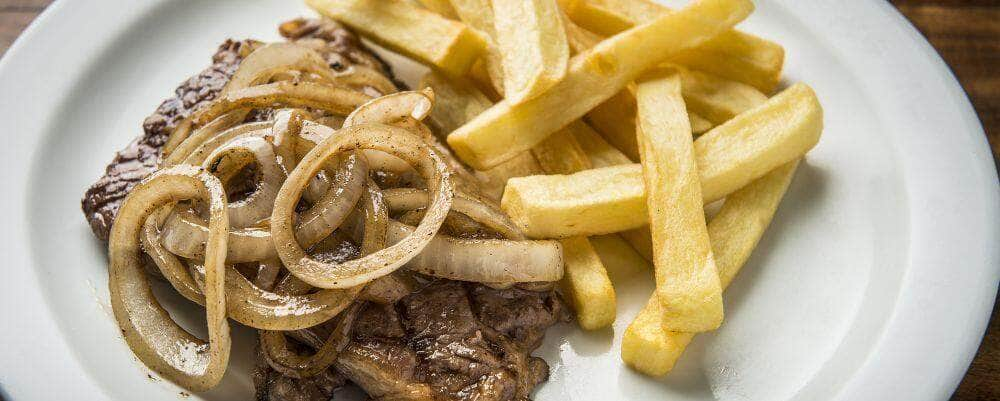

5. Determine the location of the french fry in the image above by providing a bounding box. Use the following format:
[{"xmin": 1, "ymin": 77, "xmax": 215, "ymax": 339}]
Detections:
[
  {"xmin": 696, "ymin": 83, "xmax": 821, "ymax": 202},
  {"xmin": 620, "ymin": 226, "xmax": 653, "ymax": 261},
  {"xmin": 559, "ymin": 237, "xmax": 616, "ymax": 330},
  {"xmin": 449, "ymin": 0, "xmax": 506, "ymax": 95},
  {"xmin": 420, "ymin": 72, "xmax": 492, "ymax": 136},
  {"xmin": 636, "ymin": 72, "xmax": 722, "ymax": 332},
  {"xmin": 568, "ymin": 120, "xmax": 633, "ymax": 168},
  {"xmin": 622, "ymin": 160, "xmax": 800, "ymax": 376},
  {"xmin": 565, "ymin": 0, "xmax": 785, "ymax": 92},
  {"xmin": 420, "ymin": 71, "xmax": 543, "ymax": 199},
  {"xmin": 502, "ymin": 164, "xmax": 647, "ymax": 238},
  {"xmin": 447, "ymin": 0, "xmax": 755, "ymax": 170},
  {"xmin": 690, "ymin": 112, "xmax": 714, "ymax": 135},
  {"xmin": 679, "ymin": 67, "xmax": 767, "ymax": 125},
  {"xmin": 416, "ymin": 0, "xmax": 458, "ymax": 18},
  {"xmin": 585, "ymin": 85, "xmax": 715, "ymax": 161},
  {"xmin": 501, "ymin": 83, "xmax": 822, "ymax": 238},
  {"xmin": 532, "ymin": 128, "xmax": 592, "ymax": 175},
  {"xmin": 492, "ymin": 0, "xmax": 569, "ymax": 100},
  {"xmin": 589, "ymin": 233, "xmax": 651, "ymax": 280},
  {"xmin": 307, "ymin": 0, "xmax": 487, "ymax": 76}
]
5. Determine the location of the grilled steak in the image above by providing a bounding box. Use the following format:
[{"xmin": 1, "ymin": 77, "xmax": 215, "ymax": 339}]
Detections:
[{"xmin": 83, "ymin": 18, "xmax": 564, "ymax": 401}]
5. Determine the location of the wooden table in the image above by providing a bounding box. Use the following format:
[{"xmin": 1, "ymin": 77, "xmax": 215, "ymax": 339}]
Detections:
[{"xmin": 0, "ymin": 1, "xmax": 996, "ymax": 400}]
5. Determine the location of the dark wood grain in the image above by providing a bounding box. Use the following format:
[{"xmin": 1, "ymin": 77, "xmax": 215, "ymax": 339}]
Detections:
[{"xmin": 0, "ymin": 0, "xmax": 996, "ymax": 400}]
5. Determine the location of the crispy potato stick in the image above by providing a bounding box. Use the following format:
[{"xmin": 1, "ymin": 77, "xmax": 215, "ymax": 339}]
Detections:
[
  {"xmin": 492, "ymin": 0, "xmax": 569, "ymax": 100},
  {"xmin": 502, "ymin": 164, "xmax": 647, "ymax": 238},
  {"xmin": 420, "ymin": 72, "xmax": 493, "ymax": 136},
  {"xmin": 603, "ymin": 69, "xmax": 754, "ymax": 154},
  {"xmin": 501, "ymin": 83, "xmax": 822, "ymax": 238},
  {"xmin": 307, "ymin": 0, "xmax": 486, "ymax": 76},
  {"xmin": 620, "ymin": 226, "xmax": 653, "ymax": 261},
  {"xmin": 679, "ymin": 67, "xmax": 767, "ymax": 125},
  {"xmin": 420, "ymin": 71, "xmax": 544, "ymax": 200},
  {"xmin": 690, "ymin": 112, "xmax": 713, "ymax": 135},
  {"xmin": 696, "ymin": 83, "xmax": 821, "ymax": 202},
  {"xmin": 417, "ymin": 0, "xmax": 458, "ymax": 18},
  {"xmin": 449, "ymin": 0, "xmax": 506, "ymax": 95},
  {"xmin": 566, "ymin": 0, "xmax": 785, "ymax": 92},
  {"xmin": 568, "ymin": 120, "xmax": 633, "ymax": 168},
  {"xmin": 559, "ymin": 237, "xmax": 616, "ymax": 330},
  {"xmin": 447, "ymin": 0, "xmax": 755, "ymax": 169},
  {"xmin": 622, "ymin": 160, "xmax": 800, "ymax": 376},
  {"xmin": 475, "ymin": 153, "xmax": 544, "ymax": 200},
  {"xmin": 589, "ymin": 233, "xmax": 651, "ymax": 280},
  {"xmin": 636, "ymin": 72, "xmax": 722, "ymax": 332},
  {"xmin": 532, "ymin": 128, "xmax": 592, "ymax": 175}
]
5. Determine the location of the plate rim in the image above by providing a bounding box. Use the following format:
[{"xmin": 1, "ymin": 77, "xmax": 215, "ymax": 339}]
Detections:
[{"xmin": 0, "ymin": 1, "xmax": 996, "ymax": 400}]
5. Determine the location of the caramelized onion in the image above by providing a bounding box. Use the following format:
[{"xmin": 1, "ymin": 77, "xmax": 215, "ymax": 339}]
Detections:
[
  {"xmin": 271, "ymin": 123, "xmax": 454, "ymax": 289},
  {"xmin": 108, "ymin": 165, "xmax": 231, "ymax": 391}
]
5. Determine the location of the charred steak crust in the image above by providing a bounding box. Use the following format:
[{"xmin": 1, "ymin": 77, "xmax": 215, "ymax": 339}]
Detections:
[
  {"xmin": 80, "ymin": 39, "xmax": 251, "ymax": 241},
  {"xmin": 80, "ymin": 19, "xmax": 398, "ymax": 241}
]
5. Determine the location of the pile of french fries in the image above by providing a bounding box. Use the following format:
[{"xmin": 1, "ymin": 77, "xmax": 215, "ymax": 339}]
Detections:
[{"xmin": 307, "ymin": 0, "xmax": 823, "ymax": 377}]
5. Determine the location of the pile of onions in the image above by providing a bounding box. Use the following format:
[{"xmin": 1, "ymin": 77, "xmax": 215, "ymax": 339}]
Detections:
[{"xmin": 107, "ymin": 43, "xmax": 563, "ymax": 391}]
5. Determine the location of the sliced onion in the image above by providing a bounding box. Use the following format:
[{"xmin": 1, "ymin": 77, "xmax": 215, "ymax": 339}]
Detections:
[
  {"xmin": 382, "ymin": 188, "xmax": 524, "ymax": 240},
  {"xmin": 108, "ymin": 165, "xmax": 230, "ymax": 391},
  {"xmin": 387, "ymin": 220, "xmax": 564, "ymax": 283},
  {"xmin": 162, "ymin": 111, "xmax": 252, "ymax": 162},
  {"xmin": 192, "ymin": 81, "xmax": 371, "ymax": 127},
  {"xmin": 260, "ymin": 302, "xmax": 362, "ymax": 379},
  {"xmin": 295, "ymin": 152, "xmax": 368, "ymax": 248},
  {"xmin": 202, "ymin": 136, "xmax": 286, "ymax": 228},
  {"xmin": 343, "ymin": 89, "xmax": 434, "ymax": 127},
  {"xmin": 271, "ymin": 123, "xmax": 454, "ymax": 289},
  {"xmin": 160, "ymin": 209, "xmax": 275, "ymax": 263}
]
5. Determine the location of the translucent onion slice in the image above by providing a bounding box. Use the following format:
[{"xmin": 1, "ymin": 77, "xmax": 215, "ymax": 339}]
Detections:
[
  {"xmin": 144, "ymin": 217, "xmax": 359, "ymax": 331},
  {"xmin": 160, "ymin": 150, "xmax": 367, "ymax": 262},
  {"xmin": 160, "ymin": 208, "xmax": 275, "ymax": 263},
  {"xmin": 295, "ymin": 152, "xmax": 369, "ymax": 249},
  {"xmin": 271, "ymin": 123, "xmax": 454, "ymax": 289},
  {"xmin": 386, "ymin": 220, "xmax": 564, "ymax": 283},
  {"xmin": 202, "ymin": 136, "xmax": 286, "ymax": 228},
  {"xmin": 108, "ymin": 165, "xmax": 230, "ymax": 391},
  {"xmin": 192, "ymin": 81, "xmax": 371, "ymax": 127},
  {"xmin": 259, "ymin": 179, "xmax": 387, "ymax": 377},
  {"xmin": 382, "ymin": 187, "xmax": 524, "ymax": 240}
]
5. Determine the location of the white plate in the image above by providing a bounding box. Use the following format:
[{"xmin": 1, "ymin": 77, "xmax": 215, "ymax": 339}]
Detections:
[{"xmin": 1, "ymin": 1, "xmax": 997, "ymax": 400}]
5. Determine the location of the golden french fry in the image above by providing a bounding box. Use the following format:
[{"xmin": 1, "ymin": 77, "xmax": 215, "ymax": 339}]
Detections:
[
  {"xmin": 416, "ymin": 0, "xmax": 458, "ymax": 18},
  {"xmin": 420, "ymin": 72, "xmax": 492, "ymax": 136},
  {"xmin": 690, "ymin": 112, "xmax": 713, "ymax": 135},
  {"xmin": 568, "ymin": 120, "xmax": 633, "ymax": 168},
  {"xmin": 584, "ymin": 84, "xmax": 715, "ymax": 161},
  {"xmin": 589, "ymin": 233, "xmax": 651, "ymax": 280},
  {"xmin": 420, "ymin": 71, "xmax": 542, "ymax": 199},
  {"xmin": 492, "ymin": 0, "xmax": 569, "ymax": 100},
  {"xmin": 620, "ymin": 226, "xmax": 653, "ymax": 261},
  {"xmin": 622, "ymin": 160, "xmax": 800, "ymax": 376},
  {"xmin": 680, "ymin": 67, "xmax": 767, "ymax": 125},
  {"xmin": 559, "ymin": 237, "xmax": 616, "ymax": 330},
  {"xmin": 449, "ymin": 0, "xmax": 506, "ymax": 95},
  {"xmin": 307, "ymin": 0, "xmax": 487, "ymax": 76},
  {"xmin": 474, "ymin": 153, "xmax": 544, "ymax": 201},
  {"xmin": 502, "ymin": 164, "xmax": 648, "ymax": 238},
  {"xmin": 501, "ymin": 83, "xmax": 822, "ymax": 238},
  {"xmin": 447, "ymin": 0, "xmax": 755, "ymax": 170},
  {"xmin": 532, "ymin": 128, "xmax": 592, "ymax": 175},
  {"xmin": 697, "ymin": 83, "xmax": 821, "ymax": 202},
  {"xmin": 636, "ymin": 72, "xmax": 722, "ymax": 332},
  {"xmin": 566, "ymin": 0, "xmax": 785, "ymax": 92}
]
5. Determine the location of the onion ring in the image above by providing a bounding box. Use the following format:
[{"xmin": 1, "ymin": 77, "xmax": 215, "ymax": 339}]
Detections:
[
  {"xmin": 271, "ymin": 123, "xmax": 454, "ymax": 289},
  {"xmin": 108, "ymin": 165, "xmax": 230, "ymax": 391}
]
